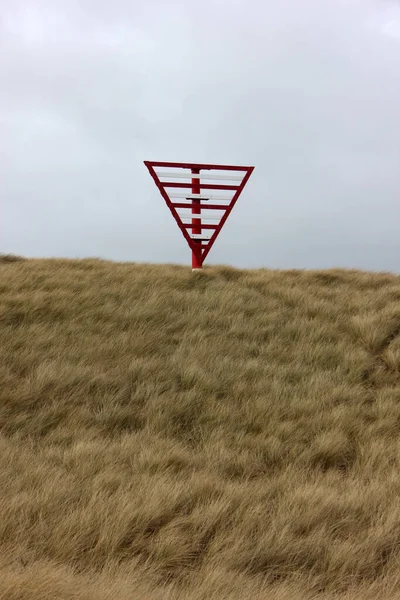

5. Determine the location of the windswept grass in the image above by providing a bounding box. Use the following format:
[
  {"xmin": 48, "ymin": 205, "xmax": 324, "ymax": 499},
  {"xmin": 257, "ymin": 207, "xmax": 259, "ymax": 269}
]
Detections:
[{"xmin": 1, "ymin": 257, "xmax": 400, "ymax": 599}]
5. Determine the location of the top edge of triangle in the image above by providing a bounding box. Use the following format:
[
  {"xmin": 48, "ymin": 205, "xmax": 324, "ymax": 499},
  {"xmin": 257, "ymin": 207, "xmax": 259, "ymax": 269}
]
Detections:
[{"xmin": 144, "ymin": 161, "xmax": 254, "ymax": 172}]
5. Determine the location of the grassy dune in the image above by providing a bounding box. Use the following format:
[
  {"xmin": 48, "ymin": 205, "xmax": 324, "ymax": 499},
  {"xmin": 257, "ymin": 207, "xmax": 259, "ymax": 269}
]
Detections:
[{"xmin": 1, "ymin": 255, "xmax": 400, "ymax": 599}]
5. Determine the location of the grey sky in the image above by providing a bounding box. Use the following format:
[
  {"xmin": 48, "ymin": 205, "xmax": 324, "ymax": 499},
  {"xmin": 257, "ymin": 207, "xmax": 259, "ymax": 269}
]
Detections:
[{"xmin": 2, "ymin": 0, "xmax": 400, "ymax": 271}]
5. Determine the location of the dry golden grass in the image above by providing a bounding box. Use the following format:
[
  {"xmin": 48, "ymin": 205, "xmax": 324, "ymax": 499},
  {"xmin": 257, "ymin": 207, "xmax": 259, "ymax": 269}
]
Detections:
[{"xmin": 1, "ymin": 255, "xmax": 400, "ymax": 599}]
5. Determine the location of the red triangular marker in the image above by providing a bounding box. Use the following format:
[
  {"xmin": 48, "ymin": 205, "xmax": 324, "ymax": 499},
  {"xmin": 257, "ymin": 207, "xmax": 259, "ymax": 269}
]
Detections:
[{"xmin": 144, "ymin": 161, "xmax": 254, "ymax": 269}]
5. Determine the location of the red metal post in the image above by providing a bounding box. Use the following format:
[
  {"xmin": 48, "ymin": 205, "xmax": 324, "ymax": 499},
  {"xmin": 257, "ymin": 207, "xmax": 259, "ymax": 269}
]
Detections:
[{"xmin": 191, "ymin": 168, "xmax": 202, "ymax": 270}]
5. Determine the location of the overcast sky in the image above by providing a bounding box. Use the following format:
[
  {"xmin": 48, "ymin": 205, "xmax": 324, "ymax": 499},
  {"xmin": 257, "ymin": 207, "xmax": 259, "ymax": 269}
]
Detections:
[{"xmin": 2, "ymin": 0, "xmax": 400, "ymax": 271}]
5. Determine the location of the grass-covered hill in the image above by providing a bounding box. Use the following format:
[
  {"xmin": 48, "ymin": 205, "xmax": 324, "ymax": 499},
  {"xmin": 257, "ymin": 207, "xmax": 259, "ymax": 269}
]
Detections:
[{"xmin": 1, "ymin": 255, "xmax": 400, "ymax": 599}]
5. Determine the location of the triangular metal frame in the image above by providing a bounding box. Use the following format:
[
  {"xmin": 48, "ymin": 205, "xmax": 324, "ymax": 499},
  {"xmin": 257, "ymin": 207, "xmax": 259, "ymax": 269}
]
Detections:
[{"xmin": 144, "ymin": 161, "xmax": 254, "ymax": 266}]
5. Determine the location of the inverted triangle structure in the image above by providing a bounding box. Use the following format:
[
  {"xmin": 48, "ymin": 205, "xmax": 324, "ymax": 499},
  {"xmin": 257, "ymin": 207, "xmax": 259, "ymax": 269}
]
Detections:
[{"xmin": 144, "ymin": 161, "xmax": 254, "ymax": 268}]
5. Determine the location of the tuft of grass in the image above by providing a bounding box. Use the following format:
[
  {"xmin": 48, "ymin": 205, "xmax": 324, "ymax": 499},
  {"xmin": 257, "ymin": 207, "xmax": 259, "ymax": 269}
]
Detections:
[
  {"xmin": 1, "ymin": 258, "xmax": 400, "ymax": 599},
  {"xmin": 0, "ymin": 253, "xmax": 26, "ymax": 263}
]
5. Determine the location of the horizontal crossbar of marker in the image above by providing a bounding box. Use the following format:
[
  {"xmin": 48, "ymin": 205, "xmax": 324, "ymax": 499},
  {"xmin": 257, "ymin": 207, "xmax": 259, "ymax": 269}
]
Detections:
[
  {"xmin": 168, "ymin": 193, "xmax": 233, "ymax": 201},
  {"xmin": 177, "ymin": 209, "xmax": 226, "ymax": 215},
  {"xmin": 177, "ymin": 213, "xmax": 225, "ymax": 221},
  {"xmin": 183, "ymin": 223, "xmax": 218, "ymax": 230},
  {"xmin": 172, "ymin": 202, "xmax": 230, "ymax": 210},
  {"xmin": 190, "ymin": 234, "xmax": 212, "ymax": 240},
  {"xmin": 171, "ymin": 201, "xmax": 230, "ymax": 208},
  {"xmin": 163, "ymin": 182, "xmax": 239, "ymax": 191},
  {"xmin": 147, "ymin": 161, "xmax": 250, "ymax": 171},
  {"xmin": 156, "ymin": 171, "xmax": 243, "ymax": 181}
]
